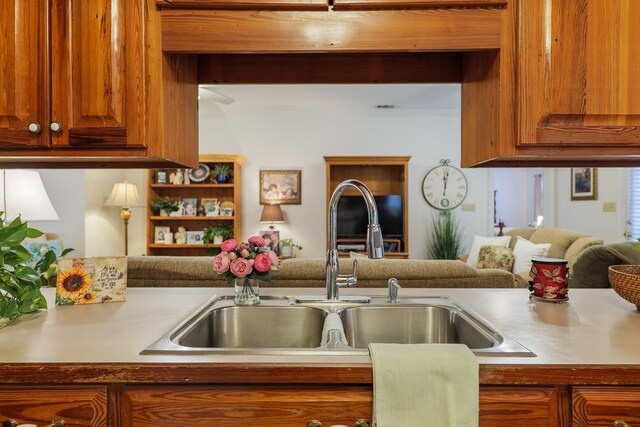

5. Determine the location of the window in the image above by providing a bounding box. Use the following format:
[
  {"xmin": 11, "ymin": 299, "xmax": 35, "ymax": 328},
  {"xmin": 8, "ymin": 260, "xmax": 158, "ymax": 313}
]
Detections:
[{"xmin": 628, "ymin": 168, "xmax": 640, "ymax": 240}]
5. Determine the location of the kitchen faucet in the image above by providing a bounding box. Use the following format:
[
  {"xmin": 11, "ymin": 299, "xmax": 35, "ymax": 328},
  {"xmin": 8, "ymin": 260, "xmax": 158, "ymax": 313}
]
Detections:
[{"xmin": 326, "ymin": 179, "xmax": 384, "ymax": 301}]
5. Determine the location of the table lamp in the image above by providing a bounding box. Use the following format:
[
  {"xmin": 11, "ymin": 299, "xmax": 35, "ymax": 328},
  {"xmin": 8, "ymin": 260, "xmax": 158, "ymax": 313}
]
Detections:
[
  {"xmin": 260, "ymin": 204, "xmax": 284, "ymax": 230},
  {"xmin": 0, "ymin": 170, "xmax": 59, "ymax": 222},
  {"xmin": 104, "ymin": 181, "xmax": 143, "ymax": 255}
]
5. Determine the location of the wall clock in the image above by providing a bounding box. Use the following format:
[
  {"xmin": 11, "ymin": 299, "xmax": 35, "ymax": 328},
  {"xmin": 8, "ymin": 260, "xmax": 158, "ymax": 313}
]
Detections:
[{"xmin": 422, "ymin": 159, "xmax": 468, "ymax": 210}]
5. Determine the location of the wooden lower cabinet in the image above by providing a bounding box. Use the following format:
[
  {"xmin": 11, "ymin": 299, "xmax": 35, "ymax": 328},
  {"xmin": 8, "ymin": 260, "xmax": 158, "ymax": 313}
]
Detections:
[
  {"xmin": 120, "ymin": 385, "xmax": 561, "ymax": 426},
  {"xmin": 0, "ymin": 386, "xmax": 108, "ymax": 427},
  {"xmin": 573, "ymin": 387, "xmax": 640, "ymax": 427}
]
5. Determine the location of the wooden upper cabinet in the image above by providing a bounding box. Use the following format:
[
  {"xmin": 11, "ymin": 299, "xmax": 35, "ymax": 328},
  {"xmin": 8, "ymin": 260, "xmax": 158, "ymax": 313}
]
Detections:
[
  {"xmin": 518, "ymin": 0, "xmax": 640, "ymax": 149},
  {"xmin": 155, "ymin": 0, "xmax": 329, "ymax": 10},
  {"xmin": 0, "ymin": 0, "xmax": 49, "ymax": 149},
  {"xmin": 51, "ymin": 0, "xmax": 143, "ymax": 148},
  {"xmin": 0, "ymin": 0, "xmax": 198, "ymax": 168},
  {"xmin": 332, "ymin": 0, "xmax": 507, "ymax": 10}
]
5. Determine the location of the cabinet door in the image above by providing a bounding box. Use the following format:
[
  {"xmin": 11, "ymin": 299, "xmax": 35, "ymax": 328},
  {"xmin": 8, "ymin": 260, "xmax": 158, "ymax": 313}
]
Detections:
[
  {"xmin": 0, "ymin": 386, "xmax": 108, "ymax": 427},
  {"xmin": 121, "ymin": 385, "xmax": 372, "ymax": 426},
  {"xmin": 0, "ymin": 0, "xmax": 49, "ymax": 148},
  {"xmin": 518, "ymin": 0, "xmax": 640, "ymax": 149},
  {"xmin": 51, "ymin": 0, "xmax": 146, "ymax": 149},
  {"xmin": 480, "ymin": 387, "xmax": 563, "ymax": 427},
  {"xmin": 573, "ymin": 387, "xmax": 640, "ymax": 427}
]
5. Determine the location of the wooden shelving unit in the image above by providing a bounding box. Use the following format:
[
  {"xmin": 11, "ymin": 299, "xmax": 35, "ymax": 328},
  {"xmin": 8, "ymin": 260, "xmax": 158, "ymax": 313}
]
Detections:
[
  {"xmin": 325, "ymin": 156, "xmax": 410, "ymax": 259},
  {"xmin": 146, "ymin": 154, "xmax": 244, "ymax": 256}
]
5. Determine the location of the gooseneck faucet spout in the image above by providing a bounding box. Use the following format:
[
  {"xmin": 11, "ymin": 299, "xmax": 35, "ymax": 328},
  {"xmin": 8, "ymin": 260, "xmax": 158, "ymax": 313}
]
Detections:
[{"xmin": 326, "ymin": 179, "xmax": 384, "ymax": 301}]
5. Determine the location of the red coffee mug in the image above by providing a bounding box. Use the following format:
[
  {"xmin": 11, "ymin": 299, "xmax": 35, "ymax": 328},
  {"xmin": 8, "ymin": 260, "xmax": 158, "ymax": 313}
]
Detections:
[{"xmin": 529, "ymin": 258, "xmax": 569, "ymax": 301}]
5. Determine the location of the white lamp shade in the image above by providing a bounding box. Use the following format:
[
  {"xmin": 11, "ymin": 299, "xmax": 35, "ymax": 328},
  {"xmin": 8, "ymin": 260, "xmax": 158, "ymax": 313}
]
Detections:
[
  {"xmin": 0, "ymin": 170, "xmax": 59, "ymax": 222},
  {"xmin": 104, "ymin": 181, "xmax": 143, "ymax": 208}
]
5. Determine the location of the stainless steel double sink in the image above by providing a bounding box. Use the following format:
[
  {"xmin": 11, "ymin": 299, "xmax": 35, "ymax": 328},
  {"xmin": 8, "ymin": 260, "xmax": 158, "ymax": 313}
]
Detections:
[{"xmin": 142, "ymin": 295, "xmax": 534, "ymax": 357}]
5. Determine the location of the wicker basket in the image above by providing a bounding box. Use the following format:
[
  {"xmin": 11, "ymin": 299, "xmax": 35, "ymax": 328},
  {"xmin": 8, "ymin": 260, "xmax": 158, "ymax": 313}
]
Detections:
[{"xmin": 608, "ymin": 264, "xmax": 640, "ymax": 310}]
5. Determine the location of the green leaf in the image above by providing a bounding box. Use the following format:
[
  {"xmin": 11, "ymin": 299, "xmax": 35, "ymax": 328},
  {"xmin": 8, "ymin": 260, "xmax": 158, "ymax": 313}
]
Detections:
[
  {"xmin": 0, "ymin": 220, "xmax": 28, "ymax": 248},
  {"xmin": 26, "ymin": 228, "xmax": 44, "ymax": 239},
  {"xmin": 60, "ymin": 248, "xmax": 74, "ymax": 257}
]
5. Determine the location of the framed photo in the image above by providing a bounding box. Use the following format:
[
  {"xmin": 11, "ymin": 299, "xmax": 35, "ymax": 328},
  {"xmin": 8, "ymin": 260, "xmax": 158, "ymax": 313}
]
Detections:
[
  {"xmin": 154, "ymin": 226, "xmax": 170, "ymax": 243},
  {"xmin": 260, "ymin": 170, "xmax": 301, "ymax": 205},
  {"xmin": 201, "ymin": 198, "xmax": 220, "ymax": 215},
  {"xmin": 260, "ymin": 230, "xmax": 280, "ymax": 256},
  {"xmin": 186, "ymin": 231, "xmax": 204, "ymax": 245},
  {"xmin": 571, "ymin": 168, "xmax": 598, "ymax": 201},
  {"xmin": 220, "ymin": 207, "xmax": 233, "ymax": 216},
  {"xmin": 155, "ymin": 170, "xmax": 168, "ymax": 184},
  {"xmin": 181, "ymin": 197, "xmax": 199, "ymax": 216}
]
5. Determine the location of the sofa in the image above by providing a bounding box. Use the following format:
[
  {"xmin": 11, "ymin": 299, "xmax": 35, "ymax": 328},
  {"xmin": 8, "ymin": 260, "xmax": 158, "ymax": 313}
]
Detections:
[
  {"xmin": 127, "ymin": 256, "xmax": 520, "ymax": 288},
  {"xmin": 570, "ymin": 242, "xmax": 640, "ymax": 288}
]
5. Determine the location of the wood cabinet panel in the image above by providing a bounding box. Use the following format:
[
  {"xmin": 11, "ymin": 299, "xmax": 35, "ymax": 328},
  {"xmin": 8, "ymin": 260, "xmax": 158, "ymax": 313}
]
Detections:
[
  {"xmin": 518, "ymin": 0, "xmax": 640, "ymax": 148},
  {"xmin": 479, "ymin": 387, "xmax": 563, "ymax": 427},
  {"xmin": 0, "ymin": 386, "xmax": 108, "ymax": 427},
  {"xmin": 0, "ymin": 0, "xmax": 49, "ymax": 148},
  {"xmin": 573, "ymin": 387, "xmax": 640, "ymax": 427},
  {"xmin": 121, "ymin": 385, "xmax": 372, "ymax": 427},
  {"xmin": 333, "ymin": 0, "xmax": 507, "ymax": 10},
  {"xmin": 156, "ymin": 0, "xmax": 329, "ymax": 10}
]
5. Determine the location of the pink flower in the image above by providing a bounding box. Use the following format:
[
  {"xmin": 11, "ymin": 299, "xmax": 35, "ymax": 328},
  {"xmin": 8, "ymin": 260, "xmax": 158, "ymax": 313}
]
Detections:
[
  {"xmin": 248, "ymin": 235, "xmax": 266, "ymax": 246},
  {"xmin": 230, "ymin": 258, "xmax": 252, "ymax": 278},
  {"xmin": 241, "ymin": 249, "xmax": 250, "ymax": 258},
  {"xmin": 248, "ymin": 259, "xmax": 255, "ymax": 267},
  {"xmin": 265, "ymin": 250, "xmax": 279, "ymax": 267},
  {"xmin": 221, "ymin": 239, "xmax": 238, "ymax": 252},
  {"xmin": 213, "ymin": 252, "xmax": 230, "ymax": 274},
  {"xmin": 254, "ymin": 253, "xmax": 272, "ymax": 272}
]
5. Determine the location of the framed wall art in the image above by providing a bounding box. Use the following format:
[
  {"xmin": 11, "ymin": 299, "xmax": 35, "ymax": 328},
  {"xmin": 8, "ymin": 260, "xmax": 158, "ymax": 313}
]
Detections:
[
  {"xmin": 154, "ymin": 226, "xmax": 170, "ymax": 243},
  {"xmin": 186, "ymin": 231, "xmax": 204, "ymax": 245},
  {"xmin": 571, "ymin": 168, "xmax": 598, "ymax": 201},
  {"xmin": 260, "ymin": 170, "xmax": 301, "ymax": 205}
]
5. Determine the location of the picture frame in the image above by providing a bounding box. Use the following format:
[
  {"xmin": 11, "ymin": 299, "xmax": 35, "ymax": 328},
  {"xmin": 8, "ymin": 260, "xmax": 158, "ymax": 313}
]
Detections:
[
  {"xmin": 181, "ymin": 197, "xmax": 199, "ymax": 216},
  {"xmin": 186, "ymin": 231, "xmax": 204, "ymax": 245},
  {"xmin": 155, "ymin": 170, "xmax": 168, "ymax": 184},
  {"xmin": 571, "ymin": 168, "xmax": 598, "ymax": 201},
  {"xmin": 260, "ymin": 230, "xmax": 281, "ymax": 256},
  {"xmin": 201, "ymin": 198, "xmax": 220, "ymax": 215},
  {"xmin": 260, "ymin": 170, "xmax": 301, "ymax": 205},
  {"xmin": 220, "ymin": 207, "xmax": 233, "ymax": 216},
  {"xmin": 154, "ymin": 226, "xmax": 170, "ymax": 244}
]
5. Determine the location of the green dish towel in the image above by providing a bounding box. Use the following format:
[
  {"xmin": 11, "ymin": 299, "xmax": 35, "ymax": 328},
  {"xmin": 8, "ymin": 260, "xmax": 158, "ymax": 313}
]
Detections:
[{"xmin": 368, "ymin": 343, "xmax": 479, "ymax": 427}]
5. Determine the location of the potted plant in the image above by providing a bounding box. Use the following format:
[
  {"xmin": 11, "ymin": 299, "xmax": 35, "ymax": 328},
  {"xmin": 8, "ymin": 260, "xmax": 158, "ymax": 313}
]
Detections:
[
  {"xmin": 151, "ymin": 197, "xmax": 179, "ymax": 216},
  {"xmin": 212, "ymin": 164, "xmax": 231, "ymax": 184},
  {"xmin": 204, "ymin": 224, "xmax": 234, "ymax": 245},
  {"xmin": 428, "ymin": 210, "xmax": 464, "ymax": 260},
  {"xmin": 280, "ymin": 239, "xmax": 303, "ymax": 257},
  {"xmin": 0, "ymin": 215, "xmax": 73, "ymax": 329}
]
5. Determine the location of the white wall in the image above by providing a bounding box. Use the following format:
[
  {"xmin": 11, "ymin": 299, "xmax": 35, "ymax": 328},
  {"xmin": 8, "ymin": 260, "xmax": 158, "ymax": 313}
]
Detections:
[{"xmin": 198, "ymin": 85, "xmax": 493, "ymax": 259}]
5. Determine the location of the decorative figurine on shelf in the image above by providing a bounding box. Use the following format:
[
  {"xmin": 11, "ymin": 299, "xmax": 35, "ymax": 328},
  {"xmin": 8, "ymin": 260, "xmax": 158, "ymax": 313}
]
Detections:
[
  {"xmin": 497, "ymin": 220, "xmax": 506, "ymax": 236},
  {"xmin": 175, "ymin": 226, "xmax": 187, "ymax": 245},
  {"xmin": 184, "ymin": 170, "xmax": 191, "ymax": 185},
  {"xmin": 169, "ymin": 201, "xmax": 185, "ymax": 217}
]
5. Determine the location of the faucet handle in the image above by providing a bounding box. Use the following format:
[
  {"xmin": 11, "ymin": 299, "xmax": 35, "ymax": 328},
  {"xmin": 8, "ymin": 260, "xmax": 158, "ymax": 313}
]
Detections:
[
  {"xmin": 337, "ymin": 259, "xmax": 358, "ymax": 287},
  {"xmin": 387, "ymin": 277, "xmax": 401, "ymax": 303}
]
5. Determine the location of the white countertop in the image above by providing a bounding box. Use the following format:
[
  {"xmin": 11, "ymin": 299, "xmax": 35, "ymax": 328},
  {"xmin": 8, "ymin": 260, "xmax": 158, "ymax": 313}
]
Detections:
[{"xmin": 1, "ymin": 287, "xmax": 639, "ymax": 366}]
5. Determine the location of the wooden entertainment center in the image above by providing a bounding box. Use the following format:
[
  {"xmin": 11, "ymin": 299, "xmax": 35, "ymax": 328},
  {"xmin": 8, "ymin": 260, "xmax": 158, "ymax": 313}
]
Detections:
[{"xmin": 325, "ymin": 156, "xmax": 410, "ymax": 259}]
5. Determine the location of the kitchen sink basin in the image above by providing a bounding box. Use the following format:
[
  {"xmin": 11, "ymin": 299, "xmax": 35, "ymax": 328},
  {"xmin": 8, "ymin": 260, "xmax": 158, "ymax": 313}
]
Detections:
[
  {"xmin": 142, "ymin": 295, "xmax": 534, "ymax": 357},
  {"xmin": 339, "ymin": 306, "xmax": 497, "ymax": 349}
]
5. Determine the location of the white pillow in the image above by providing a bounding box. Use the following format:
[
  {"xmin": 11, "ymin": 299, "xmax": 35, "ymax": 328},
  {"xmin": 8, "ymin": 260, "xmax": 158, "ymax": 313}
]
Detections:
[
  {"xmin": 512, "ymin": 236, "xmax": 551, "ymax": 274},
  {"xmin": 466, "ymin": 235, "xmax": 511, "ymax": 268}
]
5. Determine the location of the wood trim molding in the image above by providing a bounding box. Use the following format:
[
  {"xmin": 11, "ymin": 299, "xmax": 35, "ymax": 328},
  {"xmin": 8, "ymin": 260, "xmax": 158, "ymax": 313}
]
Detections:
[{"xmin": 333, "ymin": 0, "xmax": 507, "ymax": 10}]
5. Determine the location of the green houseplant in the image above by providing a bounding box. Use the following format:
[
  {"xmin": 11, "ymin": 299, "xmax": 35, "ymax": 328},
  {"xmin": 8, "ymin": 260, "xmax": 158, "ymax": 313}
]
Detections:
[
  {"xmin": 428, "ymin": 210, "xmax": 464, "ymax": 260},
  {"xmin": 281, "ymin": 239, "xmax": 303, "ymax": 257},
  {"xmin": 151, "ymin": 197, "xmax": 179, "ymax": 216},
  {"xmin": 212, "ymin": 164, "xmax": 231, "ymax": 184},
  {"xmin": 203, "ymin": 224, "xmax": 234, "ymax": 245},
  {"xmin": 0, "ymin": 214, "xmax": 72, "ymax": 329}
]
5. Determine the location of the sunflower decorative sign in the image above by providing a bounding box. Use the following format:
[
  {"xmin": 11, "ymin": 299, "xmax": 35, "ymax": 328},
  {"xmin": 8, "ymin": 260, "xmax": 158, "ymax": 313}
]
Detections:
[{"xmin": 56, "ymin": 257, "xmax": 127, "ymax": 305}]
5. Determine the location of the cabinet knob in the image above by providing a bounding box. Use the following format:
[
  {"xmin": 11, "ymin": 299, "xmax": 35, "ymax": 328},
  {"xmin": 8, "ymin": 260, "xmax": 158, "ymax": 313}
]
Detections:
[
  {"xmin": 28, "ymin": 122, "xmax": 41, "ymax": 134},
  {"xmin": 307, "ymin": 421, "xmax": 323, "ymax": 427},
  {"xmin": 2, "ymin": 419, "xmax": 65, "ymax": 427},
  {"xmin": 354, "ymin": 420, "xmax": 371, "ymax": 427},
  {"xmin": 49, "ymin": 122, "xmax": 63, "ymax": 133},
  {"xmin": 613, "ymin": 421, "xmax": 630, "ymax": 427}
]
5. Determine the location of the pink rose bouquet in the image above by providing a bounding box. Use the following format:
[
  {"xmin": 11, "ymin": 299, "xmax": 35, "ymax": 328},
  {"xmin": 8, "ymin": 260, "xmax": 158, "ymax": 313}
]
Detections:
[{"xmin": 213, "ymin": 236, "xmax": 278, "ymax": 284}]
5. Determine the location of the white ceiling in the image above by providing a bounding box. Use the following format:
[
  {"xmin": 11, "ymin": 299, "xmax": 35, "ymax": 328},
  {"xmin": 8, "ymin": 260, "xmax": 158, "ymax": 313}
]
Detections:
[{"xmin": 199, "ymin": 84, "xmax": 461, "ymax": 113}]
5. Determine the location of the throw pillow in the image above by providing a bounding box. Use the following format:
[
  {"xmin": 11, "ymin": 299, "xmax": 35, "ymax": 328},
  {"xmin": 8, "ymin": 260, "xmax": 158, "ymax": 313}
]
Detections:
[
  {"xmin": 23, "ymin": 239, "xmax": 63, "ymax": 267},
  {"xmin": 466, "ymin": 235, "xmax": 511, "ymax": 268},
  {"xmin": 476, "ymin": 245, "xmax": 515, "ymax": 271},
  {"xmin": 512, "ymin": 236, "xmax": 552, "ymax": 274}
]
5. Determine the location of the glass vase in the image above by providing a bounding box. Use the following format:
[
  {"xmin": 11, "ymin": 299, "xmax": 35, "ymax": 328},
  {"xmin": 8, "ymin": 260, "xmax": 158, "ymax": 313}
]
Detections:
[{"xmin": 234, "ymin": 277, "xmax": 260, "ymax": 306}]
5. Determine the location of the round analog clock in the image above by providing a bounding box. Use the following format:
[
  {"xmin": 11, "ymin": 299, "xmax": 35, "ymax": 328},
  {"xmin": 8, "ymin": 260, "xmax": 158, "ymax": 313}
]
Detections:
[{"xmin": 422, "ymin": 160, "xmax": 468, "ymax": 210}]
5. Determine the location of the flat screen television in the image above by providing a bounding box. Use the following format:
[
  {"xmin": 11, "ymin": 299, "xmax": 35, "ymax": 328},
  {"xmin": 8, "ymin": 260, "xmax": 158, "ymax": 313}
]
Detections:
[{"xmin": 336, "ymin": 195, "xmax": 403, "ymax": 238}]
